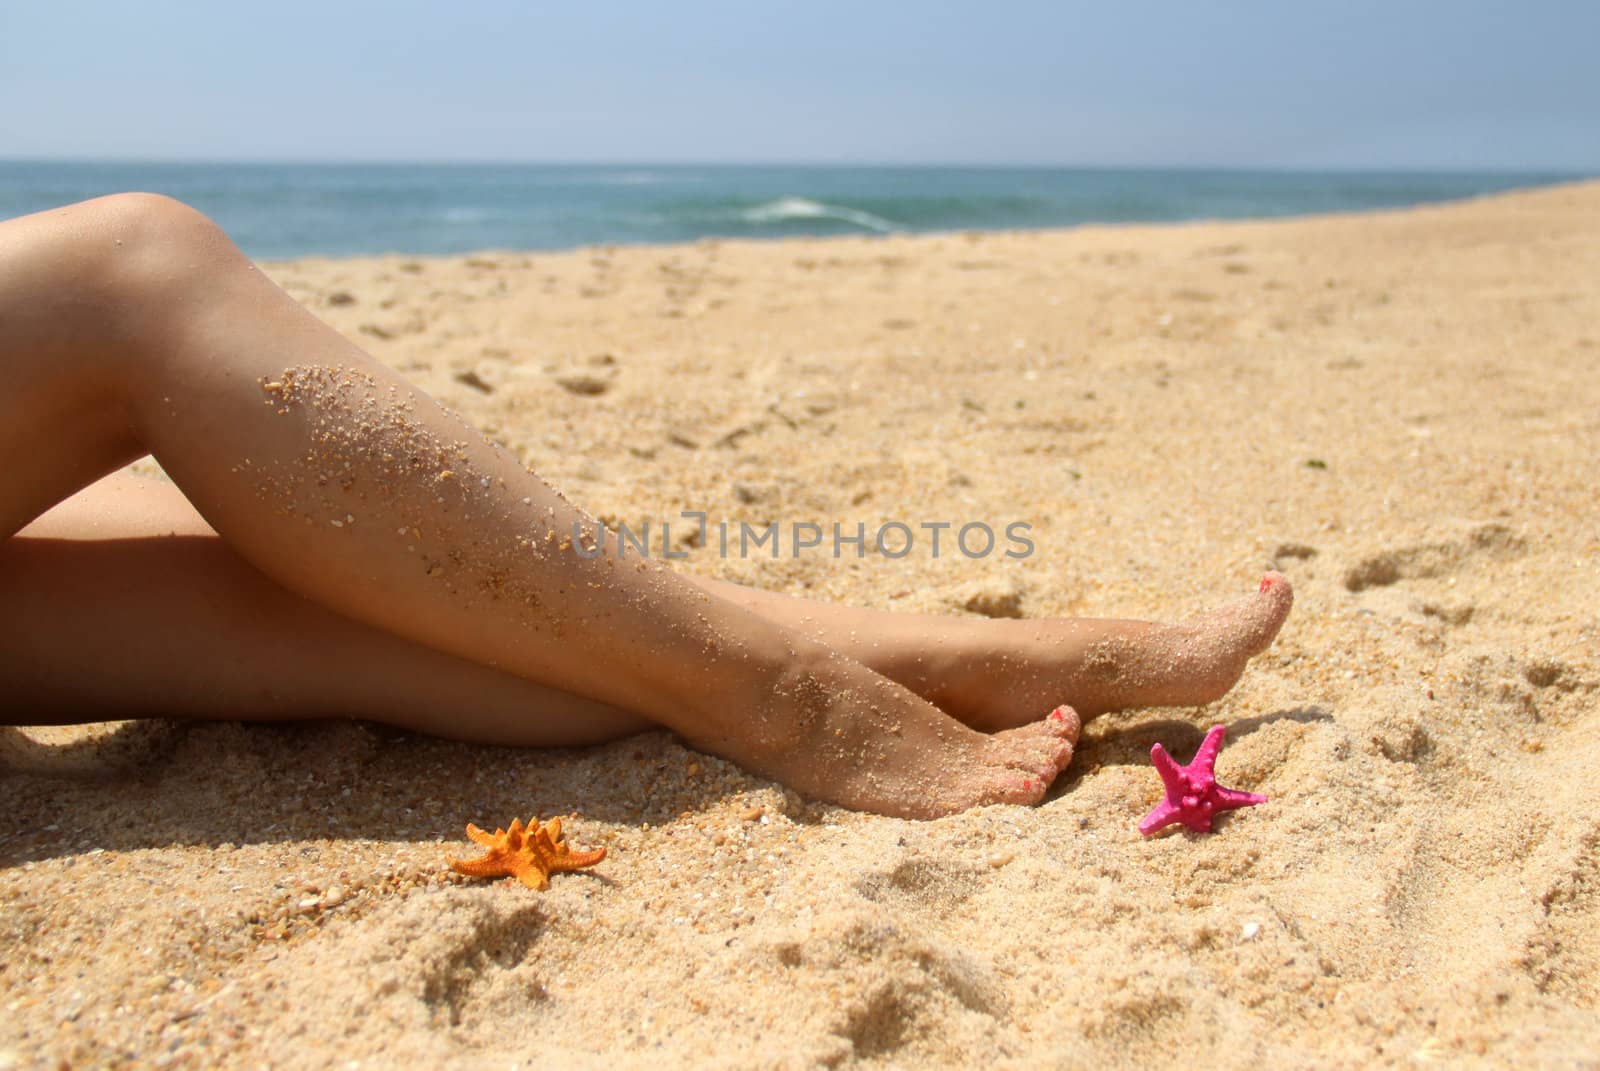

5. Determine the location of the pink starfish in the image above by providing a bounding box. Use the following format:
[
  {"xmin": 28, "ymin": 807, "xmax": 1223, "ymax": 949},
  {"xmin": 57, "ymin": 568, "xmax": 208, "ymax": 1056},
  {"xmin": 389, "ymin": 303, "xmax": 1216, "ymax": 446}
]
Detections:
[{"xmin": 1138, "ymin": 724, "xmax": 1267, "ymax": 835}]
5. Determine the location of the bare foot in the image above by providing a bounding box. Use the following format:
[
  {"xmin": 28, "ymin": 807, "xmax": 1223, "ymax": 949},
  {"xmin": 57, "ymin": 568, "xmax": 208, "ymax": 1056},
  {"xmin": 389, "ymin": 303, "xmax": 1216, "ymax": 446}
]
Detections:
[
  {"xmin": 686, "ymin": 646, "xmax": 1080, "ymax": 819},
  {"xmin": 926, "ymin": 572, "xmax": 1295, "ymax": 730}
]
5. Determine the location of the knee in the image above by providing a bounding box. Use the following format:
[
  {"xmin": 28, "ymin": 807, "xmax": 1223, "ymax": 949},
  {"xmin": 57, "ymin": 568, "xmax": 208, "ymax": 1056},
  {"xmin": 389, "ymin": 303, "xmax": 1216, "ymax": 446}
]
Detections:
[
  {"xmin": 89, "ymin": 190, "xmax": 213, "ymax": 232},
  {"xmin": 28, "ymin": 193, "xmax": 246, "ymax": 329},
  {"xmin": 0, "ymin": 193, "xmax": 262, "ymax": 433},
  {"xmin": 84, "ymin": 192, "xmax": 245, "ymax": 295}
]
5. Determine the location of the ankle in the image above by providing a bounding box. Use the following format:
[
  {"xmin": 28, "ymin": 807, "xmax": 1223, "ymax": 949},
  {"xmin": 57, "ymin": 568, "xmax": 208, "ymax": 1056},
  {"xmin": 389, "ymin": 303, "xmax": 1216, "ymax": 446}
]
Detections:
[{"xmin": 679, "ymin": 636, "xmax": 841, "ymax": 756}]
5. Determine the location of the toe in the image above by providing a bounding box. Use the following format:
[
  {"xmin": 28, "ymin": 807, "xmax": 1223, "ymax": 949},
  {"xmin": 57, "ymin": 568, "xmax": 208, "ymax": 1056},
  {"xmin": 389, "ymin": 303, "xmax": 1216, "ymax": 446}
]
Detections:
[
  {"xmin": 1017, "ymin": 734, "xmax": 1075, "ymax": 779},
  {"xmin": 1258, "ymin": 571, "xmax": 1295, "ymax": 618},
  {"xmin": 1033, "ymin": 706, "xmax": 1079, "ymax": 772},
  {"xmin": 1046, "ymin": 703, "xmax": 1081, "ymax": 743},
  {"xmin": 980, "ymin": 773, "xmax": 1050, "ymax": 807},
  {"xmin": 992, "ymin": 706, "xmax": 1080, "ymax": 779},
  {"xmin": 1244, "ymin": 572, "xmax": 1295, "ymax": 651}
]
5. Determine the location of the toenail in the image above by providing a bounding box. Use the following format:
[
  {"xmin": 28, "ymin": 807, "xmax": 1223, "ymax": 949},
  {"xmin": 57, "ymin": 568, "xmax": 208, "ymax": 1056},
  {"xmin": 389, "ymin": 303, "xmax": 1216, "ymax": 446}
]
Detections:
[{"xmin": 1259, "ymin": 576, "xmax": 1272, "ymax": 592}]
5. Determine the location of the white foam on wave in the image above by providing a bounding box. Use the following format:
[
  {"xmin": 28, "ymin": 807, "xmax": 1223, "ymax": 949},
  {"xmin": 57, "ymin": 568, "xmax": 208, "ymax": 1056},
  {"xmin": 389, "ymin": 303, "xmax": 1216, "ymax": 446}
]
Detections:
[
  {"xmin": 585, "ymin": 170, "xmax": 665, "ymax": 186},
  {"xmin": 740, "ymin": 196, "xmax": 896, "ymax": 233}
]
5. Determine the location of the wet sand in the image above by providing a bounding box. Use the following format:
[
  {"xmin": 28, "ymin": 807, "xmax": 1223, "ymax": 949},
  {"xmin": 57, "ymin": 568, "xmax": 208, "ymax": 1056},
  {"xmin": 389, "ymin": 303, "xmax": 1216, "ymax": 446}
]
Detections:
[{"xmin": 3, "ymin": 181, "xmax": 1599, "ymax": 1068}]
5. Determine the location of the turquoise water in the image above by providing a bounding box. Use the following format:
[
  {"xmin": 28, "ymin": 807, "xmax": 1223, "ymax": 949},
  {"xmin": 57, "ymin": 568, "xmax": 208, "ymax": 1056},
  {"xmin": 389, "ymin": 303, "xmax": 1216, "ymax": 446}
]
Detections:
[{"xmin": 0, "ymin": 161, "xmax": 1585, "ymax": 259}]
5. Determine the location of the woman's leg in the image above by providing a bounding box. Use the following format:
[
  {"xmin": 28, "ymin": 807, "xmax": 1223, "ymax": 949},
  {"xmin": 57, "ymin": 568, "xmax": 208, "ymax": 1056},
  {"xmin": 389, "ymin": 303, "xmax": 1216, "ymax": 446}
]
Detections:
[
  {"xmin": 2, "ymin": 471, "xmax": 651, "ymax": 745},
  {"xmin": 0, "ymin": 193, "xmax": 1075, "ymax": 818},
  {"xmin": 691, "ymin": 573, "xmax": 1294, "ymax": 730},
  {"xmin": 7, "ymin": 469, "xmax": 1293, "ymax": 738}
]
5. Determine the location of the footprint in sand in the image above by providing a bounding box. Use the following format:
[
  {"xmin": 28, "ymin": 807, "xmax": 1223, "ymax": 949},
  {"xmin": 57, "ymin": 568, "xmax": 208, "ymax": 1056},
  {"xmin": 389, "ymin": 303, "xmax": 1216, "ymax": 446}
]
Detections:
[
  {"xmin": 1342, "ymin": 521, "xmax": 1524, "ymax": 594},
  {"xmin": 854, "ymin": 856, "xmax": 986, "ymax": 913},
  {"xmin": 766, "ymin": 910, "xmax": 1002, "ymax": 1062}
]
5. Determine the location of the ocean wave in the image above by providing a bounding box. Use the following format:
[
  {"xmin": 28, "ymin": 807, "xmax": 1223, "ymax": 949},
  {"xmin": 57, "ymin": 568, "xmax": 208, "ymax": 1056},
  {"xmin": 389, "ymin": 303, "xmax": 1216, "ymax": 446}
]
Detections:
[
  {"xmin": 739, "ymin": 197, "xmax": 897, "ymax": 233},
  {"xmin": 609, "ymin": 170, "xmax": 664, "ymax": 186},
  {"xmin": 570, "ymin": 170, "xmax": 669, "ymax": 187},
  {"xmin": 440, "ymin": 206, "xmax": 489, "ymax": 224}
]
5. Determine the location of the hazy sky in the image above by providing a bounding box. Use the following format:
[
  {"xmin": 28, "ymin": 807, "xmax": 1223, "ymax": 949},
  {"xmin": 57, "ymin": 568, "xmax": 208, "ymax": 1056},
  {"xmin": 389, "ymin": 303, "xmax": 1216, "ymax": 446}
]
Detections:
[{"xmin": 2, "ymin": 1, "xmax": 1595, "ymax": 169}]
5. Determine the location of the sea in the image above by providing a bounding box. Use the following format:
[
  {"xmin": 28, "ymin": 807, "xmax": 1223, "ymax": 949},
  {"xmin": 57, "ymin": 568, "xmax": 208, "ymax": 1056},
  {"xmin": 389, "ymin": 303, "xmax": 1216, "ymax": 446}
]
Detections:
[{"xmin": 0, "ymin": 160, "xmax": 1585, "ymax": 260}]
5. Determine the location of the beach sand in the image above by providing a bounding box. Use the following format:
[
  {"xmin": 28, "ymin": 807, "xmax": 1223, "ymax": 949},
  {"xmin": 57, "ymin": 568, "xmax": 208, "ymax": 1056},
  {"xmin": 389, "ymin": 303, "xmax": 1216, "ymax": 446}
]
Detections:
[{"xmin": 3, "ymin": 182, "xmax": 1598, "ymax": 1068}]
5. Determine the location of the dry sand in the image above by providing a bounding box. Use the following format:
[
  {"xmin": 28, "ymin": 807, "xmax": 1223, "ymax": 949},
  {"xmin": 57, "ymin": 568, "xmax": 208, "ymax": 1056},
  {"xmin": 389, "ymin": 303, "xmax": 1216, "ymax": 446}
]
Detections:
[{"xmin": 3, "ymin": 182, "xmax": 1599, "ymax": 1068}]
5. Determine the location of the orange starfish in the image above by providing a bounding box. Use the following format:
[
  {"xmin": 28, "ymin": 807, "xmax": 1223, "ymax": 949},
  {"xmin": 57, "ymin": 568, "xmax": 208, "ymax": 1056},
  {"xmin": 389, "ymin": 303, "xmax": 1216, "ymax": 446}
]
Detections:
[{"xmin": 449, "ymin": 816, "xmax": 607, "ymax": 891}]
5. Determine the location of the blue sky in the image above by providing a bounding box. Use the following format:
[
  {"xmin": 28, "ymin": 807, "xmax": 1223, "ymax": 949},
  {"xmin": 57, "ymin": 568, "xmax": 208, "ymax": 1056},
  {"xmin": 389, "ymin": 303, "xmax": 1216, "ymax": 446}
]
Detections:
[{"xmin": 2, "ymin": 1, "xmax": 1595, "ymax": 169}]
